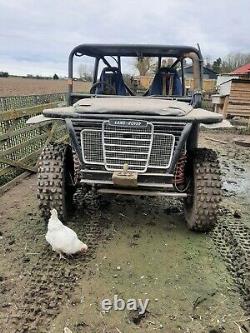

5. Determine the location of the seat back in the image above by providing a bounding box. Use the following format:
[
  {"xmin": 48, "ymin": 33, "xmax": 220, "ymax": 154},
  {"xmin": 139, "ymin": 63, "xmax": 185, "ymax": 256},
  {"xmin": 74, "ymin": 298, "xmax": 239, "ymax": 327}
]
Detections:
[
  {"xmin": 96, "ymin": 67, "xmax": 127, "ymax": 95},
  {"xmin": 149, "ymin": 67, "xmax": 182, "ymax": 96}
]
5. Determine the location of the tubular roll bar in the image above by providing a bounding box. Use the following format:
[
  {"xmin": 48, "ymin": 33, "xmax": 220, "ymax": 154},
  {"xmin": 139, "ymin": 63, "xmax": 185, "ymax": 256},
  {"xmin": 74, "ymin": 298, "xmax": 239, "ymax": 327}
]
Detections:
[{"xmin": 68, "ymin": 44, "xmax": 203, "ymax": 105}]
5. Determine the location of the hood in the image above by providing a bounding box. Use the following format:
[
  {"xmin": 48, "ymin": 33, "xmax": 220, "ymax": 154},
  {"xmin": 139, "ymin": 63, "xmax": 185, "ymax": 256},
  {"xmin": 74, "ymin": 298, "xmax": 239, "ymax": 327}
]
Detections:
[{"xmin": 73, "ymin": 97, "xmax": 193, "ymax": 116}]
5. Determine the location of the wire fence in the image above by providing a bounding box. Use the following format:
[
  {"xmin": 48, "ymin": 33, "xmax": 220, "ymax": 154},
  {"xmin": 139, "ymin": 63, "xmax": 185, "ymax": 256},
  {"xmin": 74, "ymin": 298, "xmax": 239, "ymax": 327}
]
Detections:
[
  {"xmin": 0, "ymin": 93, "xmax": 68, "ymax": 189},
  {"xmin": 0, "ymin": 93, "xmax": 66, "ymax": 112}
]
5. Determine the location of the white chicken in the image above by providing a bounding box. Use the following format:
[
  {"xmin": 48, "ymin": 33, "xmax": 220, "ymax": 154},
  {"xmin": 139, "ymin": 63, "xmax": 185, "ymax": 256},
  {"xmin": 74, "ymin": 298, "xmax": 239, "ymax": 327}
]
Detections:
[{"xmin": 45, "ymin": 209, "xmax": 88, "ymax": 259}]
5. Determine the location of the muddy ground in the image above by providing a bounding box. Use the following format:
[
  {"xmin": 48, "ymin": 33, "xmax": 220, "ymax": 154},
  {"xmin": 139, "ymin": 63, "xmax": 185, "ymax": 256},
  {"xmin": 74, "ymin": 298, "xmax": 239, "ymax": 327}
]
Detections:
[{"xmin": 0, "ymin": 130, "xmax": 249, "ymax": 333}]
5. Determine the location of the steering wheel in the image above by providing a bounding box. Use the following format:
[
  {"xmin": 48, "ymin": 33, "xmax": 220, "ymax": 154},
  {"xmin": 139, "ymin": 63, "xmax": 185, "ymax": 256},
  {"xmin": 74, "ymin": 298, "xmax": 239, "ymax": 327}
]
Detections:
[{"xmin": 90, "ymin": 81, "xmax": 116, "ymax": 95}]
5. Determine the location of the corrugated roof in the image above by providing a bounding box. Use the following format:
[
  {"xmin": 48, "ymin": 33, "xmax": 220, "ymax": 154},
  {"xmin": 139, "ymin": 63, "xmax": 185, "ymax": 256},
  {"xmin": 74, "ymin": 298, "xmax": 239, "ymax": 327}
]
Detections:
[{"xmin": 231, "ymin": 63, "xmax": 250, "ymax": 75}]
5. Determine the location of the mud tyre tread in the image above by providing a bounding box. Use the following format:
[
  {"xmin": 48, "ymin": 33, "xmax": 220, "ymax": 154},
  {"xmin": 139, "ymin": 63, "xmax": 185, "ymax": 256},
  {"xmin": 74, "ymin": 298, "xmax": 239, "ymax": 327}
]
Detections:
[
  {"xmin": 37, "ymin": 143, "xmax": 74, "ymax": 222},
  {"xmin": 73, "ymin": 150, "xmax": 81, "ymax": 185},
  {"xmin": 184, "ymin": 148, "xmax": 222, "ymax": 232}
]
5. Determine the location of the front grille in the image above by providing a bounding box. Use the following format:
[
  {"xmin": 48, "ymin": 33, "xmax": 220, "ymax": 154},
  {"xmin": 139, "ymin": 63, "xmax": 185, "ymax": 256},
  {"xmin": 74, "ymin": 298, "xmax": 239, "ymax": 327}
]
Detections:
[
  {"xmin": 81, "ymin": 130, "xmax": 103, "ymax": 164},
  {"xmin": 149, "ymin": 134, "xmax": 175, "ymax": 168},
  {"xmin": 73, "ymin": 119, "xmax": 185, "ymax": 173},
  {"xmin": 102, "ymin": 121, "xmax": 153, "ymax": 172}
]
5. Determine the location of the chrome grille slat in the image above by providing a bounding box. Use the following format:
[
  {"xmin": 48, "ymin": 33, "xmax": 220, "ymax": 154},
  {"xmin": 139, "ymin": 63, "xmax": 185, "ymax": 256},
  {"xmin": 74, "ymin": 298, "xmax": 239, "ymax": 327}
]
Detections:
[
  {"xmin": 104, "ymin": 143, "xmax": 149, "ymax": 149},
  {"xmin": 103, "ymin": 136, "xmax": 151, "ymax": 142},
  {"xmin": 106, "ymin": 156, "xmax": 148, "ymax": 161},
  {"xmin": 103, "ymin": 130, "xmax": 152, "ymax": 135},
  {"xmin": 106, "ymin": 151, "xmax": 148, "ymax": 156},
  {"xmin": 102, "ymin": 120, "xmax": 153, "ymax": 172},
  {"xmin": 104, "ymin": 163, "xmax": 148, "ymax": 168}
]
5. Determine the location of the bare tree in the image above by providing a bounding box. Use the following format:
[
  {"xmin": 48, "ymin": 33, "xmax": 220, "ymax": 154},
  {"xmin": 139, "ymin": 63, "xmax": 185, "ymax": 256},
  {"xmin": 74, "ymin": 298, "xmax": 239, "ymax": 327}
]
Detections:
[
  {"xmin": 77, "ymin": 64, "xmax": 93, "ymax": 81},
  {"xmin": 221, "ymin": 53, "xmax": 250, "ymax": 73},
  {"xmin": 134, "ymin": 57, "xmax": 155, "ymax": 76},
  {"xmin": 78, "ymin": 64, "xmax": 87, "ymax": 79}
]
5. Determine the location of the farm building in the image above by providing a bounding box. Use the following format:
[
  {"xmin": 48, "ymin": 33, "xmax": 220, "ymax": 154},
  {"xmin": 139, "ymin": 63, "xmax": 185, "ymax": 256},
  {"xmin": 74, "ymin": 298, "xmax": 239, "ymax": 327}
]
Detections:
[
  {"xmin": 180, "ymin": 65, "xmax": 217, "ymax": 93},
  {"xmin": 212, "ymin": 64, "xmax": 250, "ymax": 118},
  {"xmin": 180, "ymin": 65, "xmax": 218, "ymax": 80}
]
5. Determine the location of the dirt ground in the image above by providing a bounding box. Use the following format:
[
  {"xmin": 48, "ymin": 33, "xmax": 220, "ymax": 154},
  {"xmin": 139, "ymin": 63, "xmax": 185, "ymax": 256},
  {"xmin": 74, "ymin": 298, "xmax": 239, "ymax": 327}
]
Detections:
[
  {"xmin": 0, "ymin": 130, "xmax": 249, "ymax": 333},
  {"xmin": 0, "ymin": 77, "xmax": 91, "ymax": 96}
]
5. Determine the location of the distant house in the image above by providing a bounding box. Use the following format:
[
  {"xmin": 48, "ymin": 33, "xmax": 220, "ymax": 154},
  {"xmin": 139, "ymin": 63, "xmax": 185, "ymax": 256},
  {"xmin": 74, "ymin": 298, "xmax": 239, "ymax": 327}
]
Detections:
[
  {"xmin": 179, "ymin": 66, "xmax": 218, "ymax": 80},
  {"xmin": 176, "ymin": 65, "xmax": 217, "ymax": 92}
]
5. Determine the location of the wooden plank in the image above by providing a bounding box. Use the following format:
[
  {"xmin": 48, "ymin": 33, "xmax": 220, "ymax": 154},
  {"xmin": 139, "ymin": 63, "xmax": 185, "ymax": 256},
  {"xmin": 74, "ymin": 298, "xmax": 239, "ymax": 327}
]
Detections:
[
  {"xmin": 229, "ymin": 100, "xmax": 250, "ymax": 106},
  {"xmin": 222, "ymin": 95, "xmax": 230, "ymax": 117},
  {"xmin": 231, "ymin": 88, "xmax": 250, "ymax": 92},
  {"xmin": 228, "ymin": 112, "xmax": 250, "ymax": 116},
  {"xmin": 0, "ymin": 123, "xmax": 67, "ymax": 176},
  {"xmin": 233, "ymin": 138, "xmax": 250, "ymax": 147},
  {"xmin": 229, "ymin": 97, "xmax": 250, "ymax": 102},
  {"xmin": 0, "ymin": 148, "xmax": 42, "ymax": 177},
  {"xmin": 231, "ymin": 81, "xmax": 250, "ymax": 86},
  {"xmin": 0, "ymin": 171, "xmax": 31, "ymax": 196},
  {"xmin": 227, "ymin": 112, "xmax": 250, "ymax": 117},
  {"xmin": 227, "ymin": 105, "xmax": 250, "ymax": 111},
  {"xmin": 230, "ymin": 91, "xmax": 250, "ymax": 96},
  {"xmin": 0, "ymin": 102, "xmax": 56, "ymax": 121},
  {"xmin": 0, "ymin": 157, "xmax": 37, "ymax": 172},
  {"xmin": 231, "ymin": 86, "xmax": 250, "ymax": 91},
  {"xmin": 205, "ymin": 137, "xmax": 228, "ymax": 144},
  {"xmin": 0, "ymin": 133, "xmax": 47, "ymax": 158},
  {"xmin": 0, "ymin": 121, "xmax": 52, "ymax": 142},
  {"xmin": 227, "ymin": 111, "xmax": 250, "ymax": 117},
  {"xmin": 231, "ymin": 82, "xmax": 250, "ymax": 89}
]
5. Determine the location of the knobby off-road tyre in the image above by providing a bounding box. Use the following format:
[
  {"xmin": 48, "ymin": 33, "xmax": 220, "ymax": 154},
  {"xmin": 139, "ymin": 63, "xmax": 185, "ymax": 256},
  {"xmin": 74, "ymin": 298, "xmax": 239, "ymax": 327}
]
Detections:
[
  {"xmin": 38, "ymin": 143, "xmax": 75, "ymax": 222},
  {"xmin": 184, "ymin": 148, "xmax": 222, "ymax": 232},
  {"xmin": 73, "ymin": 150, "xmax": 81, "ymax": 185}
]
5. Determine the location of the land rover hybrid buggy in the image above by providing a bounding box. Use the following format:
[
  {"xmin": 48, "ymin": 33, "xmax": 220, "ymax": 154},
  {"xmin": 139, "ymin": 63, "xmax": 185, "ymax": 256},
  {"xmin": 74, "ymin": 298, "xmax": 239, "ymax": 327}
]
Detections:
[{"xmin": 28, "ymin": 44, "xmax": 223, "ymax": 231}]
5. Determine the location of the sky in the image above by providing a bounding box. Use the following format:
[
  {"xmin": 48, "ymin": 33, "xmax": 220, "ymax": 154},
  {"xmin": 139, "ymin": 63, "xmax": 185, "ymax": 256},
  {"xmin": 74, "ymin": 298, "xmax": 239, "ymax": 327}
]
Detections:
[{"xmin": 0, "ymin": 0, "xmax": 249, "ymax": 76}]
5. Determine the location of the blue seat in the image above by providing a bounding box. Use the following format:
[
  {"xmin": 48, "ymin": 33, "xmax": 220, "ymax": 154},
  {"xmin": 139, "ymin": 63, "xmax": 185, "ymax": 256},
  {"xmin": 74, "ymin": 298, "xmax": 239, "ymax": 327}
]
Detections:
[
  {"xmin": 96, "ymin": 67, "xmax": 127, "ymax": 95},
  {"xmin": 148, "ymin": 67, "xmax": 182, "ymax": 96}
]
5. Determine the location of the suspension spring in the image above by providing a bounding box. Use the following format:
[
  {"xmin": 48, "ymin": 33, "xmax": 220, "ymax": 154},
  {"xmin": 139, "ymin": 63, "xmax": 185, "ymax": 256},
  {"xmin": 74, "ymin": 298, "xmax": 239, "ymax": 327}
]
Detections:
[{"xmin": 174, "ymin": 153, "xmax": 187, "ymax": 186}]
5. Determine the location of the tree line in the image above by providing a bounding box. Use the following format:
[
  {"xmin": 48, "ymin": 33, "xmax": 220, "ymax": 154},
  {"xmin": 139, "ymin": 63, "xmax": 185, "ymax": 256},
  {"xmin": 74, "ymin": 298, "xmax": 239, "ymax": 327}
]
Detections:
[
  {"xmin": 0, "ymin": 72, "xmax": 60, "ymax": 79},
  {"xmin": 205, "ymin": 53, "xmax": 250, "ymax": 73},
  {"xmin": 134, "ymin": 52, "xmax": 250, "ymax": 76}
]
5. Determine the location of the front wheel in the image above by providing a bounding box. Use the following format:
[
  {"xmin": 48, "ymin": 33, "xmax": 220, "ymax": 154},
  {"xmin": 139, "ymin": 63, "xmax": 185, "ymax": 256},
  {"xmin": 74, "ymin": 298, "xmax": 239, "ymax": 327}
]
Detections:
[
  {"xmin": 184, "ymin": 148, "xmax": 222, "ymax": 232},
  {"xmin": 37, "ymin": 143, "xmax": 75, "ymax": 221}
]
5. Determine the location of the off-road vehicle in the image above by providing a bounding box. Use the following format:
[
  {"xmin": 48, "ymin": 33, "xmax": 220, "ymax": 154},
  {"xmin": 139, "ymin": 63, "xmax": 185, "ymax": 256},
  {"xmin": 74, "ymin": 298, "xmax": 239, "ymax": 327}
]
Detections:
[{"xmin": 28, "ymin": 44, "xmax": 223, "ymax": 231}]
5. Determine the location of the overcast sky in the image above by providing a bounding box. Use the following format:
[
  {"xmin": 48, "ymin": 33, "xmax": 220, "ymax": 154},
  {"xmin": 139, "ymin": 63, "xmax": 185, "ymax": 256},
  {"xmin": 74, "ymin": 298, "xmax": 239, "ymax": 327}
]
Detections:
[{"xmin": 0, "ymin": 0, "xmax": 249, "ymax": 76}]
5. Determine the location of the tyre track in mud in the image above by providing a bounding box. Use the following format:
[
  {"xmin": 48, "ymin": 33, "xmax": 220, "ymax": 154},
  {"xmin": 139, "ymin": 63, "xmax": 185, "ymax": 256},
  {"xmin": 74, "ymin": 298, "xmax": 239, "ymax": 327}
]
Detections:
[
  {"xmin": 203, "ymin": 131, "xmax": 250, "ymax": 317},
  {"xmin": 211, "ymin": 212, "xmax": 250, "ymax": 315},
  {"xmin": 8, "ymin": 190, "xmax": 106, "ymax": 333}
]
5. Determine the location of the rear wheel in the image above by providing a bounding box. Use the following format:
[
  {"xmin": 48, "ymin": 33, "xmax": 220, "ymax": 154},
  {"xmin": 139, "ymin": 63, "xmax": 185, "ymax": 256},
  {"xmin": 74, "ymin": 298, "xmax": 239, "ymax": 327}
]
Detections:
[
  {"xmin": 184, "ymin": 148, "xmax": 222, "ymax": 232},
  {"xmin": 37, "ymin": 143, "xmax": 75, "ymax": 221}
]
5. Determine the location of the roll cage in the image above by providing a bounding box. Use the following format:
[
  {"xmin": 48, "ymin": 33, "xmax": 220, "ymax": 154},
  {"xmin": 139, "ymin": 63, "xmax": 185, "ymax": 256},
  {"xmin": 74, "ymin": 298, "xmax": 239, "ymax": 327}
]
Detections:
[{"xmin": 67, "ymin": 44, "xmax": 203, "ymax": 106}]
